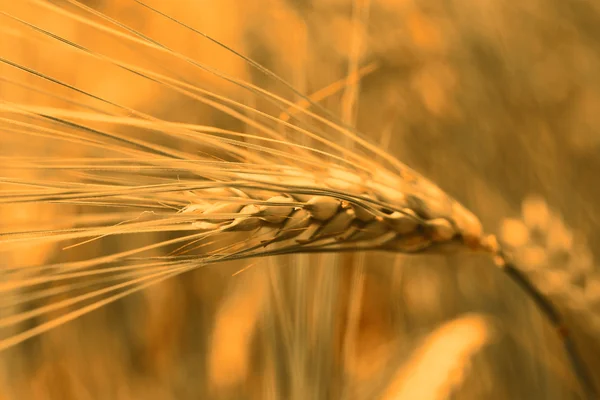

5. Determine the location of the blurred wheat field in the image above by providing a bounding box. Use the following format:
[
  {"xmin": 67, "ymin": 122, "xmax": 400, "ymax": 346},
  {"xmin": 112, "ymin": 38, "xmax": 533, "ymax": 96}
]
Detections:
[{"xmin": 1, "ymin": 0, "xmax": 600, "ymax": 399}]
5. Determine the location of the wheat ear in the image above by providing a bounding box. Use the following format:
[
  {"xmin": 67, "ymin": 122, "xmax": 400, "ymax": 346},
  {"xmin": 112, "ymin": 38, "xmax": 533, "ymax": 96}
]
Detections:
[{"xmin": 499, "ymin": 196, "xmax": 600, "ymax": 396}]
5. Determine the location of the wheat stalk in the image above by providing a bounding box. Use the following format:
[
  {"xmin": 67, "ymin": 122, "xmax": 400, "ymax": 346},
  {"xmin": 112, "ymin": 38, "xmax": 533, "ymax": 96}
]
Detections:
[{"xmin": 0, "ymin": 1, "xmax": 598, "ymax": 398}]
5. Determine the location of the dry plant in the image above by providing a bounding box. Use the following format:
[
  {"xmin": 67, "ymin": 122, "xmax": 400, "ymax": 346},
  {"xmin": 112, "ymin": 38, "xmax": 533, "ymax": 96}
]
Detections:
[
  {"xmin": 378, "ymin": 313, "xmax": 493, "ymax": 400},
  {"xmin": 0, "ymin": 0, "xmax": 599, "ymax": 399},
  {"xmin": 499, "ymin": 195, "xmax": 600, "ymax": 393}
]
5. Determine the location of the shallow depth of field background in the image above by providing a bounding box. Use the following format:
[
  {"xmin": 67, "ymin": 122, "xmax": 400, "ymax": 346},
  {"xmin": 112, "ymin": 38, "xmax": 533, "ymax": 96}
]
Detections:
[{"xmin": 1, "ymin": 0, "xmax": 599, "ymax": 399}]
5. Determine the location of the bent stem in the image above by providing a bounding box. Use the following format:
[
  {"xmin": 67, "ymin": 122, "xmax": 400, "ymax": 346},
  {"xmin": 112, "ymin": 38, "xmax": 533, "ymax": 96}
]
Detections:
[{"xmin": 495, "ymin": 251, "xmax": 597, "ymax": 399}]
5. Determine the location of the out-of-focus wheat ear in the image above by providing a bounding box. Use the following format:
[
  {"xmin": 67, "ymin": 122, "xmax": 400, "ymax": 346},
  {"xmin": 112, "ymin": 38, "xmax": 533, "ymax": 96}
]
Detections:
[
  {"xmin": 208, "ymin": 264, "xmax": 268, "ymax": 391},
  {"xmin": 340, "ymin": 252, "xmax": 366, "ymax": 399},
  {"xmin": 377, "ymin": 314, "xmax": 493, "ymax": 400},
  {"xmin": 498, "ymin": 195, "xmax": 600, "ymax": 397}
]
